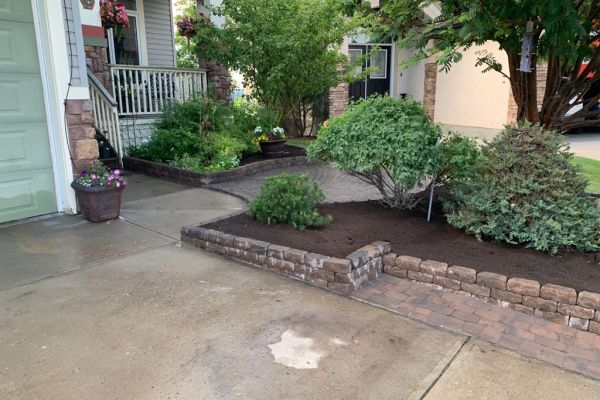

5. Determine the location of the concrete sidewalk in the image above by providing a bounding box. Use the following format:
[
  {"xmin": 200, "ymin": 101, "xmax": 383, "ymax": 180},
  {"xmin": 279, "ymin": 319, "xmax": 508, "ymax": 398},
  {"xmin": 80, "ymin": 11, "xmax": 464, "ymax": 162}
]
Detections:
[{"xmin": 0, "ymin": 174, "xmax": 598, "ymax": 399}]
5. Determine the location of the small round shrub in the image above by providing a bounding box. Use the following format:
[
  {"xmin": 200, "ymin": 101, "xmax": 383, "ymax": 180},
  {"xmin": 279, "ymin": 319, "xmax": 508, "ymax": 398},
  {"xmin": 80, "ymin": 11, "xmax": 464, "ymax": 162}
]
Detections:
[
  {"xmin": 445, "ymin": 124, "xmax": 600, "ymax": 254},
  {"xmin": 308, "ymin": 95, "xmax": 477, "ymax": 209},
  {"xmin": 248, "ymin": 173, "xmax": 332, "ymax": 230}
]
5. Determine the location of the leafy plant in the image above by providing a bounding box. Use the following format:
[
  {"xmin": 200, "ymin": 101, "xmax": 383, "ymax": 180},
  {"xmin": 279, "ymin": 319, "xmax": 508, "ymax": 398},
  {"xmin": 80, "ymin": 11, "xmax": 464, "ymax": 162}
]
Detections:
[
  {"xmin": 75, "ymin": 160, "xmax": 127, "ymax": 189},
  {"xmin": 308, "ymin": 95, "xmax": 479, "ymax": 209},
  {"xmin": 128, "ymin": 96, "xmax": 257, "ymax": 172},
  {"xmin": 194, "ymin": 0, "xmax": 365, "ymax": 136},
  {"xmin": 248, "ymin": 173, "xmax": 332, "ymax": 230},
  {"xmin": 445, "ymin": 124, "xmax": 600, "ymax": 254}
]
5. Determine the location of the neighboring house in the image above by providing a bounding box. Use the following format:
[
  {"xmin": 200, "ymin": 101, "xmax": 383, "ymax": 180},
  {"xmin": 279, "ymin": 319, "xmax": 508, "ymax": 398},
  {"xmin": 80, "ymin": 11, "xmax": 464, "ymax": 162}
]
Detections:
[
  {"xmin": 0, "ymin": 0, "xmax": 219, "ymax": 224},
  {"xmin": 329, "ymin": 4, "xmax": 523, "ymax": 138}
]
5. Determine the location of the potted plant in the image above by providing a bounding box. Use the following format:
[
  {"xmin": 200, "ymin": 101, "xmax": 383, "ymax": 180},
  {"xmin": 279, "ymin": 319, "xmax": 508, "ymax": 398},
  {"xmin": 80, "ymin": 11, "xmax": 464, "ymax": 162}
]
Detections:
[
  {"xmin": 71, "ymin": 161, "xmax": 128, "ymax": 223},
  {"xmin": 254, "ymin": 126, "xmax": 287, "ymax": 157}
]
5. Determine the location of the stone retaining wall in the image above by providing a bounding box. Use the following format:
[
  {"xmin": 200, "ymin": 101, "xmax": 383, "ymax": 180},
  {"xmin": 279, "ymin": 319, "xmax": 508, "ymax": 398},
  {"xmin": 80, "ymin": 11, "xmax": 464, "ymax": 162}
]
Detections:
[
  {"xmin": 124, "ymin": 156, "xmax": 310, "ymax": 186},
  {"xmin": 383, "ymin": 253, "xmax": 600, "ymax": 335},
  {"xmin": 181, "ymin": 225, "xmax": 389, "ymax": 295}
]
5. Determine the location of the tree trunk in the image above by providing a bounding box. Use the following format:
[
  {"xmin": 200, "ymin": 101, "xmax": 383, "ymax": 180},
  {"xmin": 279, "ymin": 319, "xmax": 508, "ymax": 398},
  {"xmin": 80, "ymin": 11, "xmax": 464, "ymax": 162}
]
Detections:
[{"xmin": 506, "ymin": 49, "xmax": 540, "ymax": 124}]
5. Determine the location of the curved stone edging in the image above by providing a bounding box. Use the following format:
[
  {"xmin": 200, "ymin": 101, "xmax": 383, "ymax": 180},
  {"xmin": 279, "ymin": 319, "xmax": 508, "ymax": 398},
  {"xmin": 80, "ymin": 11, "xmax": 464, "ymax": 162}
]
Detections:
[
  {"xmin": 383, "ymin": 253, "xmax": 600, "ymax": 334},
  {"xmin": 181, "ymin": 225, "xmax": 389, "ymax": 295},
  {"xmin": 123, "ymin": 156, "xmax": 310, "ymax": 186}
]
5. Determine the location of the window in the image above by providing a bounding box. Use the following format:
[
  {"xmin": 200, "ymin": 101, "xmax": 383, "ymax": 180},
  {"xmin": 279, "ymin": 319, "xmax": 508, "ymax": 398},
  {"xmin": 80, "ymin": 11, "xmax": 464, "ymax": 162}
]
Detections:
[
  {"xmin": 107, "ymin": 0, "xmax": 141, "ymax": 65},
  {"xmin": 369, "ymin": 50, "xmax": 387, "ymax": 79},
  {"xmin": 349, "ymin": 49, "xmax": 363, "ymax": 78}
]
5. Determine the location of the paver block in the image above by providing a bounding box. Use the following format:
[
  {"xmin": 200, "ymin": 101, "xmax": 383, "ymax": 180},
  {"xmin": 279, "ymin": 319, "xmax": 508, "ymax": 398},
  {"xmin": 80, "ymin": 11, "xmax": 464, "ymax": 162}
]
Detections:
[
  {"xmin": 433, "ymin": 276, "xmax": 461, "ymax": 290},
  {"xmin": 323, "ymin": 258, "xmax": 352, "ymax": 273},
  {"xmin": 491, "ymin": 289, "xmax": 522, "ymax": 304},
  {"xmin": 507, "ymin": 278, "xmax": 540, "ymax": 297},
  {"xmin": 447, "ymin": 266, "xmax": 476, "ymax": 284},
  {"xmin": 385, "ymin": 266, "xmax": 407, "ymax": 279},
  {"xmin": 282, "ymin": 248, "xmax": 307, "ymax": 264},
  {"xmin": 328, "ymin": 281, "xmax": 354, "ymax": 295},
  {"xmin": 477, "ymin": 272, "xmax": 507, "ymax": 290},
  {"xmin": 372, "ymin": 241, "xmax": 391, "ymax": 255},
  {"xmin": 523, "ymin": 296, "xmax": 557, "ymax": 312},
  {"xmin": 509, "ymin": 303, "xmax": 534, "ymax": 315},
  {"xmin": 540, "ymin": 284, "xmax": 577, "ymax": 305},
  {"xmin": 383, "ymin": 253, "xmax": 397, "ymax": 267},
  {"xmin": 407, "ymin": 270, "xmax": 433, "ymax": 283},
  {"xmin": 420, "ymin": 260, "xmax": 448, "ymax": 277},
  {"xmin": 569, "ymin": 317, "xmax": 590, "ymax": 331},
  {"xmin": 305, "ymin": 253, "xmax": 329, "ymax": 269},
  {"xmin": 578, "ymin": 291, "xmax": 600, "ymax": 310},
  {"xmin": 396, "ymin": 255, "xmax": 421, "ymax": 272},
  {"xmin": 557, "ymin": 303, "xmax": 595, "ymax": 319},
  {"xmin": 346, "ymin": 250, "xmax": 370, "ymax": 269},
  {"xmin": 589, "ymin": 321, "xmax": 600, "ymax": 335},
  {"xmin": 534, "ymin": 310, "xmax": 568, "ymax": 325},
  {"xmin": 267, "ymin": 244, "xmax": 290, "ymax": 259},
  {"xmin": 461, "ymin": 282, "xmax": 491, "ymax": 297}
]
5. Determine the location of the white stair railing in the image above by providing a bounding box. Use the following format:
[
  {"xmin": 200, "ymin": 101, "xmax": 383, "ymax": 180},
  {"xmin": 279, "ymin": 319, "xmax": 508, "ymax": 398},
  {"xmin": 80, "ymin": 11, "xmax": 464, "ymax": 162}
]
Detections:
[
  {"xmin": 110, "ymin": 65, "xmax": 208, "ymax": 117},
  {"xmin": 88, "ymin": 70, "xmax": 123, "ymax": 164}
]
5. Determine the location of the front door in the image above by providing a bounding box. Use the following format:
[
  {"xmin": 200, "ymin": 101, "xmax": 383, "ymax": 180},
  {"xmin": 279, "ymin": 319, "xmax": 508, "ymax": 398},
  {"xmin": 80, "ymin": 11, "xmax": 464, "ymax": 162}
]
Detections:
[
  {"xmin": 348, "ymin": 45, "xmax": 392, "ymax": 101},
  {"xmin": 0, "ymin": 1, "xmax": 57, "ymax": 223}
]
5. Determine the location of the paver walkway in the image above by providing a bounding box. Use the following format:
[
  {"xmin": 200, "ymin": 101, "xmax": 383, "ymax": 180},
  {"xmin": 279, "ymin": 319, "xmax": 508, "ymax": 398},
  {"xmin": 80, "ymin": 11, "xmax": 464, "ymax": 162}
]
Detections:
[
  {"xmin": 354, "ymin": 274, "xmax": 600, "ymax": 380},
  {"xmin": 212, "ymin": 163, "xmax": 382, "ymax": 202}
]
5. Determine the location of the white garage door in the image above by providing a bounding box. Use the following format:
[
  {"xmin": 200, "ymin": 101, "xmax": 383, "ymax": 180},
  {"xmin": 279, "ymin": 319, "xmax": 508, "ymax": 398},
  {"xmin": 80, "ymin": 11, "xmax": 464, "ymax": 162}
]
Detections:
[{"xmin": 0, "ymin": 0, "xmax": 57, "ymax": 223}]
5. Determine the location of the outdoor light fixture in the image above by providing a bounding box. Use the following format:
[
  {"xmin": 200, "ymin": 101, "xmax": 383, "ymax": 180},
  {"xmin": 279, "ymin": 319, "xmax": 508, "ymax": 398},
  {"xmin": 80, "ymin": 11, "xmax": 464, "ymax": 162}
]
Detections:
[{"xmin": 518, "ymin": 20, "xmax": 535, "ymax": 73}]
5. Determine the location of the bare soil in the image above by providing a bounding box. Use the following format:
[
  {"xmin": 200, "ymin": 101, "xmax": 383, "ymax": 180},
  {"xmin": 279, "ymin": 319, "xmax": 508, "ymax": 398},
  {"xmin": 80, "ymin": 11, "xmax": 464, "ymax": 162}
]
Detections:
[{"xmin": 206, "ymin": 201, "xmax": 600, "ymax": 292}]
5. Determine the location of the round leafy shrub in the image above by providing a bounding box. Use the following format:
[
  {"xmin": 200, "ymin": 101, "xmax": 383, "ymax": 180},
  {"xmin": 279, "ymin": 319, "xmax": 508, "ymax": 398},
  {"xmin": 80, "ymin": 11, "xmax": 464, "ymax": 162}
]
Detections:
[
  {"xmin": 248, "ymin": 173, "xmax": 332, "ymax": 230},
  {"xmin": 445, "ymin": 124, "xmax": 600, "ymax": 254},
  {"xmin": 308, "ymin": 95, "xmax": 478, "ymax": 209}
]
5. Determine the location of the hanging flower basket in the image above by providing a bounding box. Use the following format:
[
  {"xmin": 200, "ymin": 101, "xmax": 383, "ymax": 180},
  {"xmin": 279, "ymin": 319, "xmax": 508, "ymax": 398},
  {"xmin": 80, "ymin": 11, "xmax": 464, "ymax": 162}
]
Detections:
[{"xmin": 99, "ymin": 0, "xmax": 129, "ymax": 40}]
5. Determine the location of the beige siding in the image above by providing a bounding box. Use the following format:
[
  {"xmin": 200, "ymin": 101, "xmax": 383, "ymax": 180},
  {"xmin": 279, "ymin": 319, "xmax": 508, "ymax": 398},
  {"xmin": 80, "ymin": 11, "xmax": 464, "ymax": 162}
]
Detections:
[
  {"xmin": 62, "ymin": 0, "xmax": 87, "ymax": 86},
  {"xmin": 143, "ymin": 0, "xmax": 175, "ymax": 67},
  {"xmin": 434, "ymin": 42, "xmax": 511, "ymax": 130}
]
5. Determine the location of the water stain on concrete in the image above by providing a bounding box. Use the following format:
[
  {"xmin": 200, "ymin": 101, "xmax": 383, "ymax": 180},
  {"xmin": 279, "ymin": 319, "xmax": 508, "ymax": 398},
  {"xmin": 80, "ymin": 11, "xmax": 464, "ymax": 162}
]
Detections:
[{"xmin": 268, "ymin": 329, "xmax": 325, "ymax": 369}]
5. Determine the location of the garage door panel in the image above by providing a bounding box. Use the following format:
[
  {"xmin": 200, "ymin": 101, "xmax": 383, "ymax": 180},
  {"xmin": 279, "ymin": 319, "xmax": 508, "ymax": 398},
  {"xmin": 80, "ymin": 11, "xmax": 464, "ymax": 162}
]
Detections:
[
  {"xmin": 0, "ymin": 170, "xmax": 56, "ymax": 222},
  {"xmin": 0, "ymin": 123, "xmax": 53, "ymax": 173},
  {"xmin": 0, "ymin": 73, "xmax": 46, "ymax": 123},
  {"xmin": 0, "ymin": 21, "xmax": 39, "ymax": 74},
  {"xmin": 0, "ymin": 0, "xmax": 57, "ymax": 223},
  {"xmin": 0, "ymin": 0, "xmax": 34, "ymax": 23}
]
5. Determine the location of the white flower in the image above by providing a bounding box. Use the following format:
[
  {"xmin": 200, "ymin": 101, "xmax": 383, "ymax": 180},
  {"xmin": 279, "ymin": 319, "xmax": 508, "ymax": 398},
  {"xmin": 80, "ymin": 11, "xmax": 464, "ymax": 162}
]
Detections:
[
  {"xmin": 255, "ymin": 126, "xmax": 262, "ymax": 133},
  {"xmin": 272, "ymin": 127, "xmax": 284, "ymax": 134}
]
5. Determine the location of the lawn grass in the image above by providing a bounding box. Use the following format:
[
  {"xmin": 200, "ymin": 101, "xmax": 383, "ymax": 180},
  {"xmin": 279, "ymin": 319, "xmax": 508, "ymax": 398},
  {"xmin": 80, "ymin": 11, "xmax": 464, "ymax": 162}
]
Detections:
[
  {"xmin": 286, "ymin": 138, "xmax": 315, "ymax": 149},
  {"xmin": 572, "ymin": 156, "xmax": 600, "ymax": 193}
]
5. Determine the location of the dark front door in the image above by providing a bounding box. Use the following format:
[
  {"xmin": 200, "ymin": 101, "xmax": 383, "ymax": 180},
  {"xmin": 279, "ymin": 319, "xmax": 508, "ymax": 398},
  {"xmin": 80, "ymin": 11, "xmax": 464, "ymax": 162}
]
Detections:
[{"xmin": 348, "ymin": 45, "xmax": 392, "ymax": 101}]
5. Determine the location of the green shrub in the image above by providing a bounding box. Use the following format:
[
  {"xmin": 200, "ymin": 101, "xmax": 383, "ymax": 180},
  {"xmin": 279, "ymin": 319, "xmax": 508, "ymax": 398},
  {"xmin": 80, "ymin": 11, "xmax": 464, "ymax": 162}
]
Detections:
[
  {"xmin": 308, "ymin": 95, "xmax": 478, "ymax": 209},
  {"xmin": 248, "ymin": 173, "xmax": 332, "ymax": 229},
  {"xmin": 445, "ymin": 124, "xmax": 600, "ymax": 254},
  {"xmin": 127, "ymin": 96, "xmax": 259, "ymax": 171}
]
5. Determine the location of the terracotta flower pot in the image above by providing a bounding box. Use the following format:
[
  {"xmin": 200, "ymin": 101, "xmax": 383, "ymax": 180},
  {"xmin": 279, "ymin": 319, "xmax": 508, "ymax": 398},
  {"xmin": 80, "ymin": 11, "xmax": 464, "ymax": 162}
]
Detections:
[
  {"xmin": 71, "ymin": 182, "xmax": 124, "ymax": 223},
  {"xmin": 259, "ymin": 139, "xmax": 287, "ymax": 158}
]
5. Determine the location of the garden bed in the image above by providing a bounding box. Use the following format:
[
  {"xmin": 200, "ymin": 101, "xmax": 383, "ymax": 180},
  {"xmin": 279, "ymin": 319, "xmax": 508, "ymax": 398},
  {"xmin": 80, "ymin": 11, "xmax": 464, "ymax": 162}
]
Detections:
[
  {"xmin": 123, "ymin": 145, "xmax": 308, "ymax": 186},
  {"xmin": 205, "ymin": 201, "xmax": 600, "ymax": 293}
]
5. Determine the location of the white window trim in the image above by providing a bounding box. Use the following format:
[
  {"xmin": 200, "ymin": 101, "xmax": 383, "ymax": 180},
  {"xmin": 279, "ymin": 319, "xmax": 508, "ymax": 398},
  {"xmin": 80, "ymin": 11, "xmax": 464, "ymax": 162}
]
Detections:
[
  {"xmin": 369, "ymin": 49, "xmax": 388, "ymax": 80},
  {"xmin": 31, "ymin": 0, "xmax": 77, "ymax": 214},
  {"xmin": 107, "ymin": 0, "xmax": 148, "ymax": 66}
]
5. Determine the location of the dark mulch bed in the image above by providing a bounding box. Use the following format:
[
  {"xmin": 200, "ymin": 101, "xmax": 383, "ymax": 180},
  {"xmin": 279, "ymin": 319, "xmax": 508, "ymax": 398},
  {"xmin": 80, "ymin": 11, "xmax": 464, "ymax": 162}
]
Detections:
[
  {"xmin": 239, "ymin": 145, "xmax": 306, "ymax": 166},
  {"xmin": 206, "ymin": 201, "xmax": 600, "ymax": 292}
]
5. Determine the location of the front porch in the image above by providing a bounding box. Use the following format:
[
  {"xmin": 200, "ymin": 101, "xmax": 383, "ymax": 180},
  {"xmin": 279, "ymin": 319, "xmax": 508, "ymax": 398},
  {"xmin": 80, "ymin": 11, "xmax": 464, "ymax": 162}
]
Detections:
[{"xmin": 88, "ymin": 64, "xmax": 208, "ymax": 164}]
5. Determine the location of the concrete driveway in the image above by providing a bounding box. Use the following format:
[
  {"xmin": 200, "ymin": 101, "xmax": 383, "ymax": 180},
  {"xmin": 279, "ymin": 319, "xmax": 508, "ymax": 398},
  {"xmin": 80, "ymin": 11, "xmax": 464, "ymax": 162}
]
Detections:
[
  {"xmin": 1, "ymin": 174, "xmax": 599, "ymax": 399},
  {"xmin": 566, "ymin": 133, "xmax": 600, "ymax": 160}
]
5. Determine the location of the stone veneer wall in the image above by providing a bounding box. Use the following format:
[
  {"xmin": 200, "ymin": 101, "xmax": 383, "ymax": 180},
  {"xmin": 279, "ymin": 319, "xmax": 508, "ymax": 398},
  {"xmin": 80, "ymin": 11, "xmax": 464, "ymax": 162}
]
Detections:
[
  {"xmin": 383, "ymin": 253, "xmax": 600, "ymax": 335},
  {"xmin": 66, "ymin": 99, "xmax": 99, "ymax": 178},
  {"xmin": 506, "ymin": 62, "xmax": 548, "ymax": 124},
  {"xmin": 199, "ymin": 59, "xmax": 231, "ymax": 101},
  {"xmin": 328, "ymin": 81, "xmax": 349, "ymax": 118},
  {"xmin": 85, "ymin": 45, "xmax": 111, "ymax": 90},
  {"xmin": 423, "ymin": 63, "xmax": 437, "ymax": 120},
  {"xmin": 181, "ymin": 225, "xmax": 388, "ymax": 295}
]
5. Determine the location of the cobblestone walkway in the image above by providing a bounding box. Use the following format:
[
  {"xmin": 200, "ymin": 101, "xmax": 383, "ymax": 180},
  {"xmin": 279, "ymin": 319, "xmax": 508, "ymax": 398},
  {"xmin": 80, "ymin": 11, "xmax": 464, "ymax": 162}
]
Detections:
[
  {"xmin": 211, "ymin": 163, "xmax": 381, "ymax": 203},
  {"xmin": 354, "ymin": 274, "xmax": 600, "ymax": 381}
]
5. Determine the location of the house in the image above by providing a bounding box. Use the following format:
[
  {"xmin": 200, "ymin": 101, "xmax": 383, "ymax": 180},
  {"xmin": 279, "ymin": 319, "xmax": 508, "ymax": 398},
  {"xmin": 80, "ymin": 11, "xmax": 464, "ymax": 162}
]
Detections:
[
  {"xmin": 0, "ymin": 0, "xmax": 225, "ymax": 224},
  {"xmin": 329, "ymin": 3, "xmax": 523, "ymax": 139}
]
